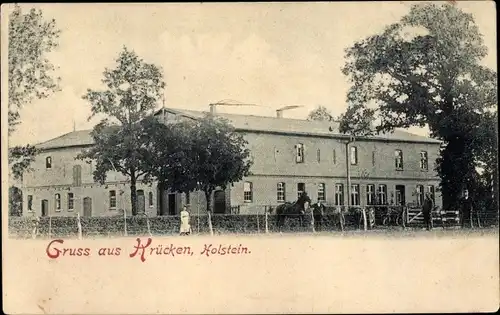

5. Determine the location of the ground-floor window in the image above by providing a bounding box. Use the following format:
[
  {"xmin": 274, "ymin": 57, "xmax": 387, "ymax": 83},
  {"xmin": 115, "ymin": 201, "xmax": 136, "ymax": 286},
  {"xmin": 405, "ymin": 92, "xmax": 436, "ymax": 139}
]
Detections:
[
  {"xmin": 335, "ymin": 184, "xmax": 344, "ymax": 206},
  {"xmin": 109, "ymin": 190, "xmax": 116, "ymax": 209},
  {"xmin": 277, "ymin": 182, "xmax": 286, "ymax": 203},
  {"xmin": 378, "ymin": 185, "xmax": 387, "ymax": 205},
  {"xmin": 416, "ymin": 185, "xmax": 424, "ymax": 206},
  {"xmin": 317, "ymin": 183, "xmax": 326, "ymax": 202},
  {"xmin": 149, "ymin": 191, "xmax": 154, "ymax": 207},
  {"xmin": 366, "ymin": 184, "xmax": 375, "ymax": 205},
  {"xmin": 68, "ymin": 193, "xmax": 74, "ymax": 210},
  {"xmin": 55, "ymin": 193, "xmax": 61, "ymax": 211},
  {"xmin": 297, "ymin": 183, "xmax": 305, "ymax": 199},
  {"xmin": 243, "ymin": 181, "xmax": 253, "ymax": 203},
  {"xmin": 351, "ymin": 184, "xmax": 360, "ymax": 206},
  {"xmin": 427, "ymin": 185, "xmax": 435, "ymax": 203},
  {"xmin": 27, "ymin": 195, "xmax": 33, "ymax": 211}
]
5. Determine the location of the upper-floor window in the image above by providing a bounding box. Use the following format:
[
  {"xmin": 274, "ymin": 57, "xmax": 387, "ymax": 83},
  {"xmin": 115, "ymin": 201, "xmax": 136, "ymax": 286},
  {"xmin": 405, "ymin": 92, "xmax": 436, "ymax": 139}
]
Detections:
[
  {"xmin": 372, "ymin": 151, "xmax": 376, "ymax": 166},
  {"xmin": 378, "ymin": 185, "xmax": 387, "ymax": 205},
  {"xmin": 350, "ymin": 146, "xmax": 358, "ymax": 165},
  {"xmin": 55, "ymin": 194, "xmax": 61, "ymax": 211},
  {"xmin": 420, "ymin": 151, "xmax": 428, "ymax": 171},
  {"xmin": 295, "ymin": 143, "xmax": 304, "ymax": 163},
  {"xmin": 317, "ymin": 183, "xmax": 326, "ymax": 202},
  {"xmin": 351, "ymin": 184, "xmax": 360, "ymax": 206},
  {"xmin": 333, "ymin": 149, "xmax": 337, "ymax": 164},
  {"xmin": 317, "ymin": 149, "xmax": 321, "ymax": 163},
  {"xmin": 395, "ymin": 150, "xmax": 404, "ymax": 170},
  {"xmin": 277, "ymin": 182, "xmax": 286, "ymax": 203},
  {"xmin": 243, "ymin": 181, "xmax": 253, "ymax": 203},
  {"xmin": 46, "ymin": 156, "xmax": 52, "ymax": 169},
  {"xmin": 149, "ymin": 192, "xmax": 154, "ymax": 207},
  {"xmin": 67, "ymin": 193, "xmax": 74, "ymax": 210},
  {"xmin": 335, "ymin": 184, "xmax": 344, "ymax": 206},
  {"xmin": 109, "ymin": 190, "xmax": 117, "ymax": 209},
  {"xmin": 416, "ymin": 185, "xmax": 424, "ymax": 206},
  {"xmin": 73, "ymin": 165, "xmax": 82, "ymax": 187},
  {"xmin": 297, "ymin": 183, "xmax": 305, "ymax": 199},
  {"xmin": 366, "ymin": 184, "xmax": 375, "ymax": 205},
  {"xmin": 27, "ymin": 195, "xmax": 33, "ymax": 211}
]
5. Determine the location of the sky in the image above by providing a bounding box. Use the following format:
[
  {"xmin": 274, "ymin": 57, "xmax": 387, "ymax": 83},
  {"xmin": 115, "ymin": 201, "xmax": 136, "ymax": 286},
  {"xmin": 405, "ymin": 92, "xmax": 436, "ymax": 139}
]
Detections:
[{"xmin": 6, "ymin": 1, "xmax": 497, "ymax": 146}]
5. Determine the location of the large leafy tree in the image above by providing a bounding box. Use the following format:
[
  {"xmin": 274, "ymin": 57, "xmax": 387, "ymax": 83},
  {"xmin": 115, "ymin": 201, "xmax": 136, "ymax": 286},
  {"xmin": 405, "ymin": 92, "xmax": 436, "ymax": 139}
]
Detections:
[
  {"xmin": 8, "ymin": 4, "xmax": 60, "ymax": 180},
  {"xmin": 307, "ymin": 105, "xmax": 335, "ymax": 122},
  {"xmin": 146, "ymin": 114, "xmax": 253, "ymax": 235},
  {"xmin": 77, "ymin": 47, "xmax": 165, "ymax": 215},
  {"xmin": 341, "ymin": 3, "xmax": 497, "ymax": 209}
]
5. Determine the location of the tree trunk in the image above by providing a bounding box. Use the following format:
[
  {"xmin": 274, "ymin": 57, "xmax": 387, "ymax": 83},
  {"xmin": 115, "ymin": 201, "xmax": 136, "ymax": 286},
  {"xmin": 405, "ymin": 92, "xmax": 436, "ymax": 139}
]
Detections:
[
  {"xmin": 130, "ymin": 170, "xmax": 138, "ymax": 216},
  {"xmin": 205, "ymin": 190, "xmax": 214, "ymax": 236}
]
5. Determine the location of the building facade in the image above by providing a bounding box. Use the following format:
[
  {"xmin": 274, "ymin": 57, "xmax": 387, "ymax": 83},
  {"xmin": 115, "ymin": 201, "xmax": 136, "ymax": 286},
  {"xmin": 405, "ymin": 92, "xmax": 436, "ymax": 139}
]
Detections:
[{"xmin": 19, "ymin": 107, "xmax": 442, "ymax": 217}]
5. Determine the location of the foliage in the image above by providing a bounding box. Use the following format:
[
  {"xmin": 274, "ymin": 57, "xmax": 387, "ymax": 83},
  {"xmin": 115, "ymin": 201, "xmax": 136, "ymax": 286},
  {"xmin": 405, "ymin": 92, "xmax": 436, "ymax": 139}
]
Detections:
[
  {"xmin": 341, "ymin": 3, "xmax": 497, "ymax": 208},
  {"xmin": 338, "ymin": 103, "xmax": 376, "ymax": 138},
  {"xmin": 9, "ymin": 186, "xmax": 23, "ymax": 216},
  {"xmin": 8, "ymin": 4, "xmax": 61, "ymax": 134},
  {"xmin": 8, "ymin": 145, "xmax": 38, "ymax": 180},
  {"xmin": 77, "ymin": 47, "xmax": 166, "ymax": 215},
  {"xmin": 307, "ymin": 105, "xmax": 335, "ymax": 122}
]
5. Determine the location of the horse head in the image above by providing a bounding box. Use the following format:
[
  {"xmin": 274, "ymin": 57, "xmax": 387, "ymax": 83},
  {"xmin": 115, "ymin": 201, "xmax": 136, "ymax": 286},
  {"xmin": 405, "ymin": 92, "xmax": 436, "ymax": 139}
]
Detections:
[{"xmin": 297, "ymin": 192, "xmax": 312, "ymax": 213}]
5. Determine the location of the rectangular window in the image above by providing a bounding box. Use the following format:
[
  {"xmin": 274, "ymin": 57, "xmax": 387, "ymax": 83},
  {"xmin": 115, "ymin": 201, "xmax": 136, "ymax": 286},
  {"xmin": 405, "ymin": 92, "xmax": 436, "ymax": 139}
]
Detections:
[
  {"xmin": 420, "ymin": 151, "xmax": 428, "ymax": 171},
  {"xmin": 277, "ymin": 182, "xmax": 286, "ymax": 203},
  {"xmin": 317, "ymin": 149, "xmax": 321, "ymax": 163},
  {"xmin": 416, "ymin": 185, "xmax": 424, "ymax": 206},
  {"xmin": 351, "ymin": 184, "xmax": 360, "ymax": 206},
  {"xmin": 46, "ymin": 156, "xmax": 52, "ymax": 169},
  {"xmin": 372, "ymin": 151, "xmax": 376, "ymax": 166},
  {"xmin": 395, "ymin": 150, "xmax": 404, "ymax": 170},
  {"xmin": 243, "ymin": 181, "xmax": 253, "ymax": 203},
  {"xmin": 427, "ymin": 185, "xmax": 435, "ymax": 201},
  {"xmin": 333, "ymin": 149, "xmax": 337, "ymax": 164},
  {"xmin": 73, "ymin": 165, "xmax": 82, "ymax": 186},
  {"xmin": 350, "ymin": 146, "xmax": 358, "ymax": 165},
  {"xmin": 149, "ymin": 192, "xmax": 154, "ymax": 207},
  {"xmin": 366, "ymin": 184, "xmax": 375, "ymax": 205},
  {"xmin": 335, "ymin": 184, "xmax": 344, "ymax": 206},
  {"xmin": 67, "ymin": 193, "xmax": 74, "ymax": 210},
  {"xmin": 109, "ymin": 190, "xmax": 117, "ymax": 209},
  {"xmin": 296, "ymin": 143, "xmax": 304, "ymax": 163},
  {"xmin": 185, "ymin": 192, "xmax": 190, "ymax": 205},
  {"xmin": 317, "ymin": 183, "xmax": 326, "ymax": 202},
  {"xmin": 378, "ymin": 185, "xmax": 387, "ymax": 205},
  {"xmin": 28, "ymin": 195, "xmax": 33, "ymax": 211},
  {"xmin": 297, "ymin": 183, "xmax": 305, "ymax": 199},
  {"xmin": 55, "ymin": 194, "xmax": 61, "ymax": 211}
]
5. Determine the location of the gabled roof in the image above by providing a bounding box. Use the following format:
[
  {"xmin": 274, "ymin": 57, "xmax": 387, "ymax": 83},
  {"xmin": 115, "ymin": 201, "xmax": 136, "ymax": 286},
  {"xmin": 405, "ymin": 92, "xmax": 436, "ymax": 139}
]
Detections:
[{"xmin": 35, "ymin": 106, "xmax": 440, "ymax": 150}]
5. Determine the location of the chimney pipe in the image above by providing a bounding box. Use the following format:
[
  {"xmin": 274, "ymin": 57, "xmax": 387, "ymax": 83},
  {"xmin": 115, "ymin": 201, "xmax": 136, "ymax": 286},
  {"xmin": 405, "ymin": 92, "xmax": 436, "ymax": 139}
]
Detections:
[
  {"xmin": 276, "ymin": 110, "xmax": 283, "ymax": 118},
  {"xmin": 210, "ymin": 104, "xmax": 216, "ymax": 115}
]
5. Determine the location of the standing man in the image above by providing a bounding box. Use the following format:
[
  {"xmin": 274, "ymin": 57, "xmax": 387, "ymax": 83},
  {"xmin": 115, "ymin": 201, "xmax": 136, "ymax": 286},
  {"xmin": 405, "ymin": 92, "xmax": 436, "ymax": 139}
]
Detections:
[
  {"xmin": 422, "ymin": 192, "xmax": 434, "ymax": 231},
  {"xmin": 461, "ymin": 189, "xmax": 473, "ymax": 228},
  {"xmin": 179, "ymin": 206, "xmax": 191, "ymax": 236}
]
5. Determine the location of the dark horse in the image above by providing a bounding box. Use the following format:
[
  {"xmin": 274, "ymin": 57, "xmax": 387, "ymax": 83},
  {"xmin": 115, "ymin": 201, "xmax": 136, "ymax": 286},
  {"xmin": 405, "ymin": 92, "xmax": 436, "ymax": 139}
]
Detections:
[{"xmin": 275, "ymin": 192, "xmax": 312, "ymax": 232}]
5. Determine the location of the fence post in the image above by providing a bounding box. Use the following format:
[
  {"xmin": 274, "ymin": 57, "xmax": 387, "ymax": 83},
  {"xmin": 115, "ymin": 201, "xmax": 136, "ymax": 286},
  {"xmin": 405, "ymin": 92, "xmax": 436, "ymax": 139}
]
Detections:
[
  {"xmin": 339, "ymin": 207, "xmax": 344, "ymax": 232},
  {"xmin": 265, "ymin": 206, "xmax": 269, "ymax": 234},
  {"xmin": 310, "ymin": 208, "xmax": 316, "ymax": 233},
  {"xmin": 257, "ymin": 214, "xmax": 260, "ymax": 234},
  {"xmin": 49, "ymin": 216, "xmax": 52, "ymax": 239},
  {"xmin": 362, "ymin": 207, "xmax": 367, "ymax": 231},
  {"xmin": 123, "ymin": 209, "xmax": 128, "ymax": 237},
  {"xmin": 77, "ymin": 213, "xmax": 82, "ymax": 240},
  {"xmin": 145, "ymin": 213, "xmax": 152, "ymax": 237}
]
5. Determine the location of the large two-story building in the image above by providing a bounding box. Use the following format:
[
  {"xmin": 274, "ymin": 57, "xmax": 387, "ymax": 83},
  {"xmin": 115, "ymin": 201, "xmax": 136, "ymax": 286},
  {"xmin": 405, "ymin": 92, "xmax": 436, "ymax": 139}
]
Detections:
[{"xmin": 19, "ymin": 106, "xmax": 442, "ymax": 217}]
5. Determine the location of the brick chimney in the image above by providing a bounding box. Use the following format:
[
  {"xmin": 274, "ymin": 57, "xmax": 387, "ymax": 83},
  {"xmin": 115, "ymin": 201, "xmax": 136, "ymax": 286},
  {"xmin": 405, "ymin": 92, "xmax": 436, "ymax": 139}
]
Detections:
[
  {"xmin": 276, "ymin": 109, "xmax": 283, "ymax": 118},
  {"xmin": 210, "ymin": 104, "xmax": 216, "ymax": 115}
]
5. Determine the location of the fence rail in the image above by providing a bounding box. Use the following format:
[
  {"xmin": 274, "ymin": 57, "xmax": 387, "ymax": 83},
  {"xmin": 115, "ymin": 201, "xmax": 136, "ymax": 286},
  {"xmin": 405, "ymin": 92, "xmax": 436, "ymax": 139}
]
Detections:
[{"xmin": 8, "ymin": 205, "xmax": 498, "ymax": 239}]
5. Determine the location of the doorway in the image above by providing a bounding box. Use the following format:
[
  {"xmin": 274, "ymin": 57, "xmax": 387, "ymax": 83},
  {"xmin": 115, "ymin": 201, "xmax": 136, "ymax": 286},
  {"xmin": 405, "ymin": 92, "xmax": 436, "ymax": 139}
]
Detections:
[
  {"xmin": 41, "ymin": 199, "xmax": 48, "ymax": 217},
  {"xmin": 83, "ymin": 197, "xmax": 92, "ymax": 217},
  {"xmin": 168, "ymin": 194, "xmax": 176, "ymax": 215},
  {"xmin": 395, "ymin": 185, "xmax": 406, "ymax": 205},
  {"xmin": 137, "ymin": 190, "xmax": 145, "ymax": 214},
  {"xmin": 214, "ymin": 190, "xmax": 226, "ymax": 214}
]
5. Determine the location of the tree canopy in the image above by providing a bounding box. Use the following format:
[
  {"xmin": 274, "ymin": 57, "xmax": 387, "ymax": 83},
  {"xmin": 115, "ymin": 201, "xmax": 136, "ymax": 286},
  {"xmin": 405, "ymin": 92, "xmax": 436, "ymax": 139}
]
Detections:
[
  {"xmin": 77, "ymin": 47, "xmax": 166, "ymax": 215},
  {"xmin": 307, "ymin": 106, "xmax": 335, "ymax": 122},
  {"xmin": 341, "ymin": 2, "xmax": 497, "ymax": 208}
]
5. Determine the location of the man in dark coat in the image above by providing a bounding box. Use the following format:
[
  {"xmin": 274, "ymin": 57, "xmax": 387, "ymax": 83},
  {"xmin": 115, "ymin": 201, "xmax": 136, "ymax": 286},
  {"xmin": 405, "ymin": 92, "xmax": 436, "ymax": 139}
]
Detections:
[
  {"xmin": 460, "ymin": 190, "xmax": 472, "ymax": 228},
  {"xmin": 422, "ymin": 192, "xmax": 434, "ymax": 230}
]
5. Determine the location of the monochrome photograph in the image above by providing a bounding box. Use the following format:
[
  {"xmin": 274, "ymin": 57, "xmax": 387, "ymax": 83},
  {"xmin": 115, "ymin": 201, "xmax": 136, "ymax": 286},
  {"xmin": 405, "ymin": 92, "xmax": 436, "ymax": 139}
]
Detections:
[{"xmin": 2, "ymin": 2, "xmax": 498, "ymax": 314}]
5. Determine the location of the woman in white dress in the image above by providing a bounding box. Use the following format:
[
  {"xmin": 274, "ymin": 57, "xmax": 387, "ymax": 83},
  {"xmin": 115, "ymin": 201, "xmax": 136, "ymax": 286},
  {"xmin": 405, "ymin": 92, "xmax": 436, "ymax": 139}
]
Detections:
[{"xmin": 180, "ymin": 206, "xmax": 191, "ymax": 236}]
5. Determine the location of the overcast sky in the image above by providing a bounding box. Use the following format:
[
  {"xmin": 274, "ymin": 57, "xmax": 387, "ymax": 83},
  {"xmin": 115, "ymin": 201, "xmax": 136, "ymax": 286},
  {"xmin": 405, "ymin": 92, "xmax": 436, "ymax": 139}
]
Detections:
[{"xmin": 6, "ymin": 2, "xmax": 497, "ymax": 146}]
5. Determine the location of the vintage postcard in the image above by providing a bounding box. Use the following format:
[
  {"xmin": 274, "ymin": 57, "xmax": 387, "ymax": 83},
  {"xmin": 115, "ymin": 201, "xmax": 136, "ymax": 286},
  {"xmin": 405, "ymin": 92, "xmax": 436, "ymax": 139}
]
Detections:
[{"xmin": 2, "ymin": 2, "xmax": 499, "ymax": 314}]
